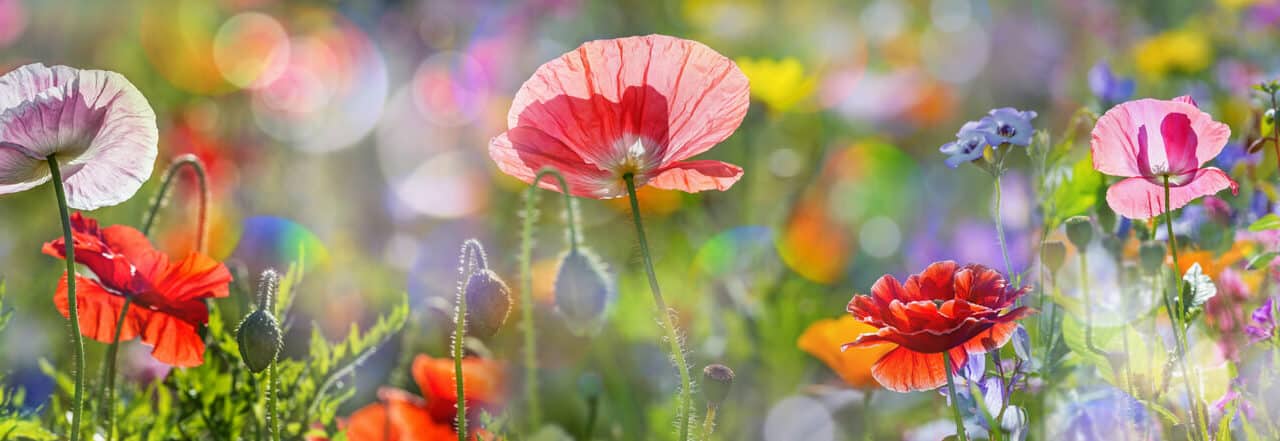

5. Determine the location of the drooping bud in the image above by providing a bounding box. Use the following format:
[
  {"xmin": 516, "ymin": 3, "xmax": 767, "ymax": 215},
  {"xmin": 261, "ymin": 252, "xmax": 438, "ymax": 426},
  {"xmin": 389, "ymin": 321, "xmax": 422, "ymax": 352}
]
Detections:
[
  {"xmin": 702, "ymin": 364, "xmax": 735, "ymax": 406},
  {"xmin": 237, "ymin": 269, "xmax": 283, "ymax": 373},
  {"xmin": 553, "ymin": 248, "xmax": 613, "ymax": 334},
  {"xmin": 1041, "ymin": 241, "xmax": 1066, "ymax": 274},
  {"xmin": 464, "ymin": 269, "xmax": 512, "ymax": 339},
  {"xmin": 1139, "ymin": 241, "xmax": 1167, "ymax": 275},
  {"xmin": 1064, "ymin": 216, "xmax": 1094, "ymax": 250}
]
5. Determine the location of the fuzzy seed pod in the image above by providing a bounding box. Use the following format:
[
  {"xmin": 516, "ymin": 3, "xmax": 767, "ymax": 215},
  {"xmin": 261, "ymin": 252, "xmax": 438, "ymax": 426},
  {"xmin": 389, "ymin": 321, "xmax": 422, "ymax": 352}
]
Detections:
[
  {"xmin": 1064, "ymin": 216, "xmax": 1094, "ymax": 250},
  {"xmin": 1041, "ymin": 241, "xmax": 1067, "ymax": 274},
  {"xmin": 554, "ymin": 248, "xmax": 612, "ymax": 334},
  {"xmin": 236, "ymin": 309, "xmax": 282, "ymax": 373},
  {"xmin": 702, "ymin": 364, "xmax": 735, "ymax": 406},
  {"xmin": 464, "ymin": 269, "xmax": 512, "ymax": 339}
]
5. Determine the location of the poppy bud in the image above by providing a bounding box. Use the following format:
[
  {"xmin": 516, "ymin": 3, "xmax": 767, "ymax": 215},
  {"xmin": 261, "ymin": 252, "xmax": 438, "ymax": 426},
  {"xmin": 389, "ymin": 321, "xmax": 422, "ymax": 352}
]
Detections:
[
  {"xmin": 236, "ymin": 309, "xmax": 282, "ymax": 373},
  {"xmin": 1139, "ymin": 241, "xmax": 1167, "ymax": 275},
  {"xmin": 702, "ymin": 364, "xmax": 734, "ymax": 406},
  {"xmin": 554, "ymin": 248, "xmax": 613, "ymax": 334},
  {"xmin": 464, "ymin": 269, "xmax": 512, "ymax": 339},
  {"xmin": 1041, "ymin": 241, "xmax": 1066, "ymax": 274},
  {"xmin": 1064, "ymin": 216, "xmax": 1094, "ymax": 250},
  {"xmin": 237, "ymin": 269, "xmax": 283, "ymax": 373}
]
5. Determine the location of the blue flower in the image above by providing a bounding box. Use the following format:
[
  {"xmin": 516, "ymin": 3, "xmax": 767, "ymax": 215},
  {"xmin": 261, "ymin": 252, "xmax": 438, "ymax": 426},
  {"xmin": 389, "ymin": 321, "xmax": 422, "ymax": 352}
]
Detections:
[
  {"xmin": 984, "ymin": 108, "xmax": 1038, "ymax": 147},
  {"xmin": 1088, "ymin": 62, "xmax": 1135, "ymax": 107},
  {"xmin": 940, "ymin": 120, "xmax": 995, "ymax": 168}
]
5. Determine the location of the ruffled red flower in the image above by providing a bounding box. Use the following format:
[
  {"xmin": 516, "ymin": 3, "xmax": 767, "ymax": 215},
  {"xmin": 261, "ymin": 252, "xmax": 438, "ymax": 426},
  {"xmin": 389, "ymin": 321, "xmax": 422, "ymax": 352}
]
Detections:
[
  {"xmin": 488, "ymin": 34, "xmax": 750, "ymax": 199},
  {"xmin": 343, "ymin": 355, "xmax": 504, "ymax": 441},
  {"xmin": 845, "ymin": 261, "xmax": 1033, "ymax": 392},
  {"xmin": 42, "ymin": 213, "xmax": 231, "ymax": 367}
]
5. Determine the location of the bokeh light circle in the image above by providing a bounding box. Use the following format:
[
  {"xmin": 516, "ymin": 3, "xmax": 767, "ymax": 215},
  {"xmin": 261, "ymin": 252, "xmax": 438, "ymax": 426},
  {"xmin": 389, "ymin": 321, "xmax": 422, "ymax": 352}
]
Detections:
[
  {"xmin": 764, "ymin": 395, "xmax": 835, "ymax": 441},
  {"xmin": 411, "ymin": 51, "xmax": 491, "ymax": 127},
  {"xmin": 213, "ymin": 12, "xmax": 290, "ymax": 89}
]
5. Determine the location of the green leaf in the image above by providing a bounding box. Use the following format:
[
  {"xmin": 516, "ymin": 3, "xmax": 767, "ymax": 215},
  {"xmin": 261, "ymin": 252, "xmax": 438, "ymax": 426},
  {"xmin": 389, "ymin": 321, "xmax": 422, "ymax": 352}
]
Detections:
[
  {"xmin": 1218, "ymin": 400, "xmax": 1239, "ymax": 441},
  {"xmin": 1047, "ymin": 158, "xmax": 1104, "ymax": 229},
  {"xmin": 1247, "ymin": 251, "xmax": 1280, "ymax": 270},
  {"xmin": 1181, "ymin": 263, "xmax": 1216, "ymax": 315},
  {"xmin": 1248, "ymin": 214, "xmax": 1280, "ymax": 232}
]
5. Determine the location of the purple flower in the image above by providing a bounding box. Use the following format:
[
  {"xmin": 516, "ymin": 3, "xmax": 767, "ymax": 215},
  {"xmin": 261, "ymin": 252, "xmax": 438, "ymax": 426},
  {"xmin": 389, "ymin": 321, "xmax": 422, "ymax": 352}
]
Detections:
[
  {"xmin": 940, "ymin": 119, "xmax": 995, "ymax": 168},
  {"xmin": 1213, "ymin": 142, "xmax": 1262, "ymax": 172},
  {"xmin": 1088, "ymin": 62, "xmax": 1135, "ymax": 107},
  {"xmin": 1245, "ymin": 297, "xmax": 1276, "ymax": 343},
  {"xmin": 984, "ymin": 108, "xmax": 1038, "ymax": 147}
]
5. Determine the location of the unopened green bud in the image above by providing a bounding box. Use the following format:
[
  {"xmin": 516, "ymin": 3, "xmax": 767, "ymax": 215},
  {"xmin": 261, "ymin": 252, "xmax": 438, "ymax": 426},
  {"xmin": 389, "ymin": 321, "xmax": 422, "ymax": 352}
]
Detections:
[
  {"xmin": 1064, "ymin": 216, "xmax": 1094, "ymax": 250},
  {"xmin": 702, "ymin": 364, "xmax": 735, "ymax": 406},
  {"xmin": 237, "ymin": 269, "xmax": 282, "ymax": 373},
  {"xmin": 464, "ymin": 269, "xmax": 511, "ymax": 339},
  {"xmin": 1041, "ymin": 241, "xmax": 1067, "ymax": 274},
  {"xmin": 1139, "ymin": 241, "xmax": 1167, "ymax": 275},
  {"xmin": 237, "ymin": 309, "xmax": 281, "ymax": 373},
  {"xmin": 554, "ymin": 248, "xmax": 612, "ymax": 334}
]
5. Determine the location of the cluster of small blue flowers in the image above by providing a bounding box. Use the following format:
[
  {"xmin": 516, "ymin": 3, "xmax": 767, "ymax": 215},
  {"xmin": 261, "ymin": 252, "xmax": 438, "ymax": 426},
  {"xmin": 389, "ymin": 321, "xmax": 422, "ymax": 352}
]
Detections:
[{"xmin": 940, "ymin": 108, "xmax": 1038, "ymax": 168}]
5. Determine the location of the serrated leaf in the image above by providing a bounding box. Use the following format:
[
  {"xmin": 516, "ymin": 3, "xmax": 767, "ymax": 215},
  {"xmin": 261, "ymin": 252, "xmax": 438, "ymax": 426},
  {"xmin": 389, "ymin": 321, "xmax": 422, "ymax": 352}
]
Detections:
[
  {"xmin": 1249, "ymin": 214, "xmax": 1280, "ymax": 232},
  {"xmin": 1182, "ymin": 263, "xmax": 1216, "ymax": 311}
]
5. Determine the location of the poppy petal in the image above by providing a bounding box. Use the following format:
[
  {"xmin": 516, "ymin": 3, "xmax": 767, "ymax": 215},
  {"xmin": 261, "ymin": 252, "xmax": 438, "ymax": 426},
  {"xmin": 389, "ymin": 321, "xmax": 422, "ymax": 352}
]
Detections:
[
  {"xmin": 904, "ymin": 260, "xmax": 958, "ymax": 302},
  {"xmin": 960, "ymin": 321, "xmax": 1019, "ymax": 354},
  {"xmin": 0, "ymin": 143, "xmax": 48, "ymax": 194},
  {"xmin": 412, "ymin": 355, "xmax": 504, "ymax": 421},
  {"xmin": 647, "ymin": 159, "xmax": 743, "ymax": 193},
  {"xmin": 382, "ymin": 388, "xmax": 455, "ymax": 441},
  {"xmin": 152, "ymin": 252, "xmax": 233, "ymax": 303},
  {"xmin": 800, "ymin": 316, "xmax": 896, "ymax": 388},
  {"xmin": 488, "ymin": 127, "xmax": 614, "ymax": 198},
  {"xmin": 870, "ymin": 346, "xmax": 968, "ymax": 392},
  {"xmin": 53, "ymin": 274, "xmax": 148, "ymax": 343},
  {"xmin": 342, "ymin": 402, "xmax": 398, "ymax": 441},
  {"xmin": 1105, "ymin": 168, "xmax": 1238, "ymax": 219},
  {"xmin": 140, "ymin": 312, "xmax": 204, "ymax": 367},
  {"xmin": 1160, "ymin": 113, "xmax": 1199, "ymax": 175}
]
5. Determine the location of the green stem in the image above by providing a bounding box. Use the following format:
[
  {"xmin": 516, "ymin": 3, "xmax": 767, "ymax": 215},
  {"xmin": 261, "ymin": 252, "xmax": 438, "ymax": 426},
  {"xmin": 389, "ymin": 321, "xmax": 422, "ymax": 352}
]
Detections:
[
  {"xmin": 701, "ymin": 404, "xmax": 717, "ymax": 441},
  {"xmin": 1080, "ymin": 252, "xmax": 1101, "ymax": 356},
  {"xmin": 942, "ymin": 351, "xmax": 968, "ymax": 441},
  {"xmin": 101, "ymin": 155, "xmax": 210, "ymax": 441},
  {"xmin": 516, "ymin": 168, "xmax": 577, "ymax": 429},
  {"xmin": 267, "ymin": 361, "xmax": 279, "ymax": 441},
  {"xmin": 993, "ymin": 175, "xmax": 1014, "ymax": 280},
  {"xmin": 48, "ymin": 157, "xmax": 85, "ymax": 441},
  {"xmin": 455, "ymin": 241, "xmax": 483, "ymax": 441},
  {"xmin": 623, "ymin": 174, "xmax": 693, "ymax": 441},
  {"xmin": 583, "ymin": 394, "xmax": 599, "ymax": 441},
  {"xmin": 1161, "ymin": 177, "xmax": 1207, "ymax": 441}
]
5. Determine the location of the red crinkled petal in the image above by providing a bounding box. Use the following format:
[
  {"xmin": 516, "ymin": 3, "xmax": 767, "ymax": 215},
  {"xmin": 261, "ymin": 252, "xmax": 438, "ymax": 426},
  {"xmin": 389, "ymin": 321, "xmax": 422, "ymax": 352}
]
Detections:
[{"xmin": 870, "ymin": 346, "xmax": 968, "ymax": 392}]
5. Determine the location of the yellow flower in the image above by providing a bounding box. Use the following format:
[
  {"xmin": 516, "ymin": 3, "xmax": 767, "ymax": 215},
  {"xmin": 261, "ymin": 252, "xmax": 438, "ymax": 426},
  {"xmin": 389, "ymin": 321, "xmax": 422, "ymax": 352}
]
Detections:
[
  {"xmin": 734, "ymin": 57, "xmax": 817, "ymax": 113},
  {"xmin": 1218, "ymin": 0, "xmax": 1258, "ymax": 9},
  {"xmin": 797, "ymin": 316, "xmax": 894, "ymax": 389},
  {"xmin": 1132, "ymin": 29, "xmax": 1213, "ymax": 79}
]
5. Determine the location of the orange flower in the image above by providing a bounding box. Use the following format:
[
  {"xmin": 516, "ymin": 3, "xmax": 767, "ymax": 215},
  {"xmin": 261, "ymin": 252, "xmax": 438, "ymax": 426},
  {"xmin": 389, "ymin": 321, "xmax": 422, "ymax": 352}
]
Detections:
[
  {"xmin": 1177, "ymin": 240, "xmax": 1253, "ymax": 279},
  {"xmin": 798, "ymin": 316, "xmax": 894, "ymax": 388},
  {"xmin": 344, "ymin": 355, "xmax": 504, "ymax": 441}
]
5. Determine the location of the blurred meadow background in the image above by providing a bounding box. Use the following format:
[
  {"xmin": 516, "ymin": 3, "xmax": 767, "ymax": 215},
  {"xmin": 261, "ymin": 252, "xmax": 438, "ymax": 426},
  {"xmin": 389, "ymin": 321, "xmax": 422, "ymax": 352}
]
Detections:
[{"xmin": 2, "ymin": 0, "xmax": 1280, "ymax": 440}]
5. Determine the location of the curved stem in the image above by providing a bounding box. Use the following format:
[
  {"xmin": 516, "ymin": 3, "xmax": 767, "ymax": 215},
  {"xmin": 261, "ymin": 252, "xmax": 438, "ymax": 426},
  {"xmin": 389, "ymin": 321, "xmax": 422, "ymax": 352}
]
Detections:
[
  {"xmin": 942, "ymin": 351, "xmax": 968, "ymax": 441},
  {"xmin": 993, "ymin": 175, "xmax": 1014, "ymax": 280},
  {"xmin": 1162, "ymin": 176, "xmax": 1207, "ymax": 441},
  {"xmin": 516, "ymin": 167, "xmax": 578, "ymax": 428},
  {"xmin": 624, "ymin": 174, "xmax": 693, "ymax": 441},
  {"xmin": 455, "ymin": 240, "xmax": 475, "ymax": 441},
  {"xmin": 48, "ymin": 157, "xmax": 85, "ymax": 441},
  {"xmin": 101, "ymin": 155, "xmax": 210, "ymax": 441}
]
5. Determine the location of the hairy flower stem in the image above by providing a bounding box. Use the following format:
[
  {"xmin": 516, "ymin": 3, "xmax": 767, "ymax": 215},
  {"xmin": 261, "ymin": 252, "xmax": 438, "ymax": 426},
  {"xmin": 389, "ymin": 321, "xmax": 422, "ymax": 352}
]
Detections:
[
  {"xmin": 624, "ymin": 174, "xmax": 693, "ymax": 441},
  {"xmin": 47, "ymin": 157, "xmax": 85, "ymax": 441},
  {"xmin": 701, "ymin": 404, "xmax": 718, "ymax": 441},
  {"xmin": 993, "ymin": 174, "xmax": 1014, "ymax": 281},
  {"xmin": 1162, "ymin": 177, "xmax": 1208, "ymax": 441},
  {"xmin": 101, "ymin": 155, "xmax": 210, "ymax": 441},
  {"xmin": 267, "ymin": 361, "xmax": 280, "ymax": 441},
  {"xmin": 454, "ymin": 240, "xmax": 487, "ymax": 440},
  {"xmin": 516, "ymin": 168, "xmax": 578, "ymax": 428},
  {"xmin": 942, "ymin": 351, "xmax": 968, "ymax": 441}
]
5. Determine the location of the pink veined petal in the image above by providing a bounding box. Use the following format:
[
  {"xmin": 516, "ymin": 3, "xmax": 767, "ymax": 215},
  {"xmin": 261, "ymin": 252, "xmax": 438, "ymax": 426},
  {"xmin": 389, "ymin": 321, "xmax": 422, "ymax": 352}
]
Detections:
[
  {"xmin": 488, "ymin": 126, "xmax": 617, "ymax": 198},
  {"xmin": 646, "ymin": 159, "xmax": 743, "ymax": 193},
  {"xmin": 1105, "ymin": 167, "xmax": 1239, "ymax": 219},
  {"xmin": 1092, "ymin": 98, "xmax": 1230, "ymax": 180},
  {"xmin": 0, "ymin": 142, "xmax": 48, "ymax": 193},
  {"xmin": 0, "ymin": 63, "xmax": 78, "ymax": 111},
  {"xmin": 505, "ymin": 35, "xmax": 748, "ymax": 171},
  {"xmin": 1159, "ymin": 112, "xmax": 1199, "ymax": 175},
  {"xmin": 61, "ymin": 69, "xmax": 158, "ymax": 210},
  {"xmin": 1172, "ymin": 95, "xmax": 1197, "ymax": 107}
]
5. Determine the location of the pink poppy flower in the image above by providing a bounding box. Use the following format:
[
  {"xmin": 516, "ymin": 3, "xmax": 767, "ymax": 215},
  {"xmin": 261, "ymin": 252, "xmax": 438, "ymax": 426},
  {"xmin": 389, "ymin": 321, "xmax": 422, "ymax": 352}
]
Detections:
[
  {"xmin": 488, "ymin": 34, "xmax": 750, "ymax": 199},
  {"xmin": 1091, "ymin": 95, "xmax": 1237, "ymax": 219},
  {"xmin": 0, "ymin": 63, "xmax": 158, "ymax": 210}
]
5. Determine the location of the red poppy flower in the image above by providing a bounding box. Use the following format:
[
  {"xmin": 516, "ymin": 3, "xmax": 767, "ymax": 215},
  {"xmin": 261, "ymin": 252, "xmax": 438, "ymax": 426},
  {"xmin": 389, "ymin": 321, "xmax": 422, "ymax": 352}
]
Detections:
[
  {"xmin": 844, "ymin": 261, "xmax": 1033, "ymax": 392},
  {"xmin": 343, "ymin": 355, "xmax": 504, "ymax": 441},
  {"xmin": 488, "ymin": 34, "xmax": 750, "ymax": 199},
  {"xmin": 42, "ymin": 213, "xmax": 231, "ymax": 367}
]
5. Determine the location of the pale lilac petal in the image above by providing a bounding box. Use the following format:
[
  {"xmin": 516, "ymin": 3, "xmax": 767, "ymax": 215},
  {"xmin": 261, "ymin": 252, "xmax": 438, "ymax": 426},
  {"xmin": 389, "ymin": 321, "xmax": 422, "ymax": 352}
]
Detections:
[
  {"xmin": 0, "ymin": 64, "xmax": 157, "ymax": 210},
  {"xmin": 1105, "ymin": 168, "xmax": 1238, "ymax": 219}
]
